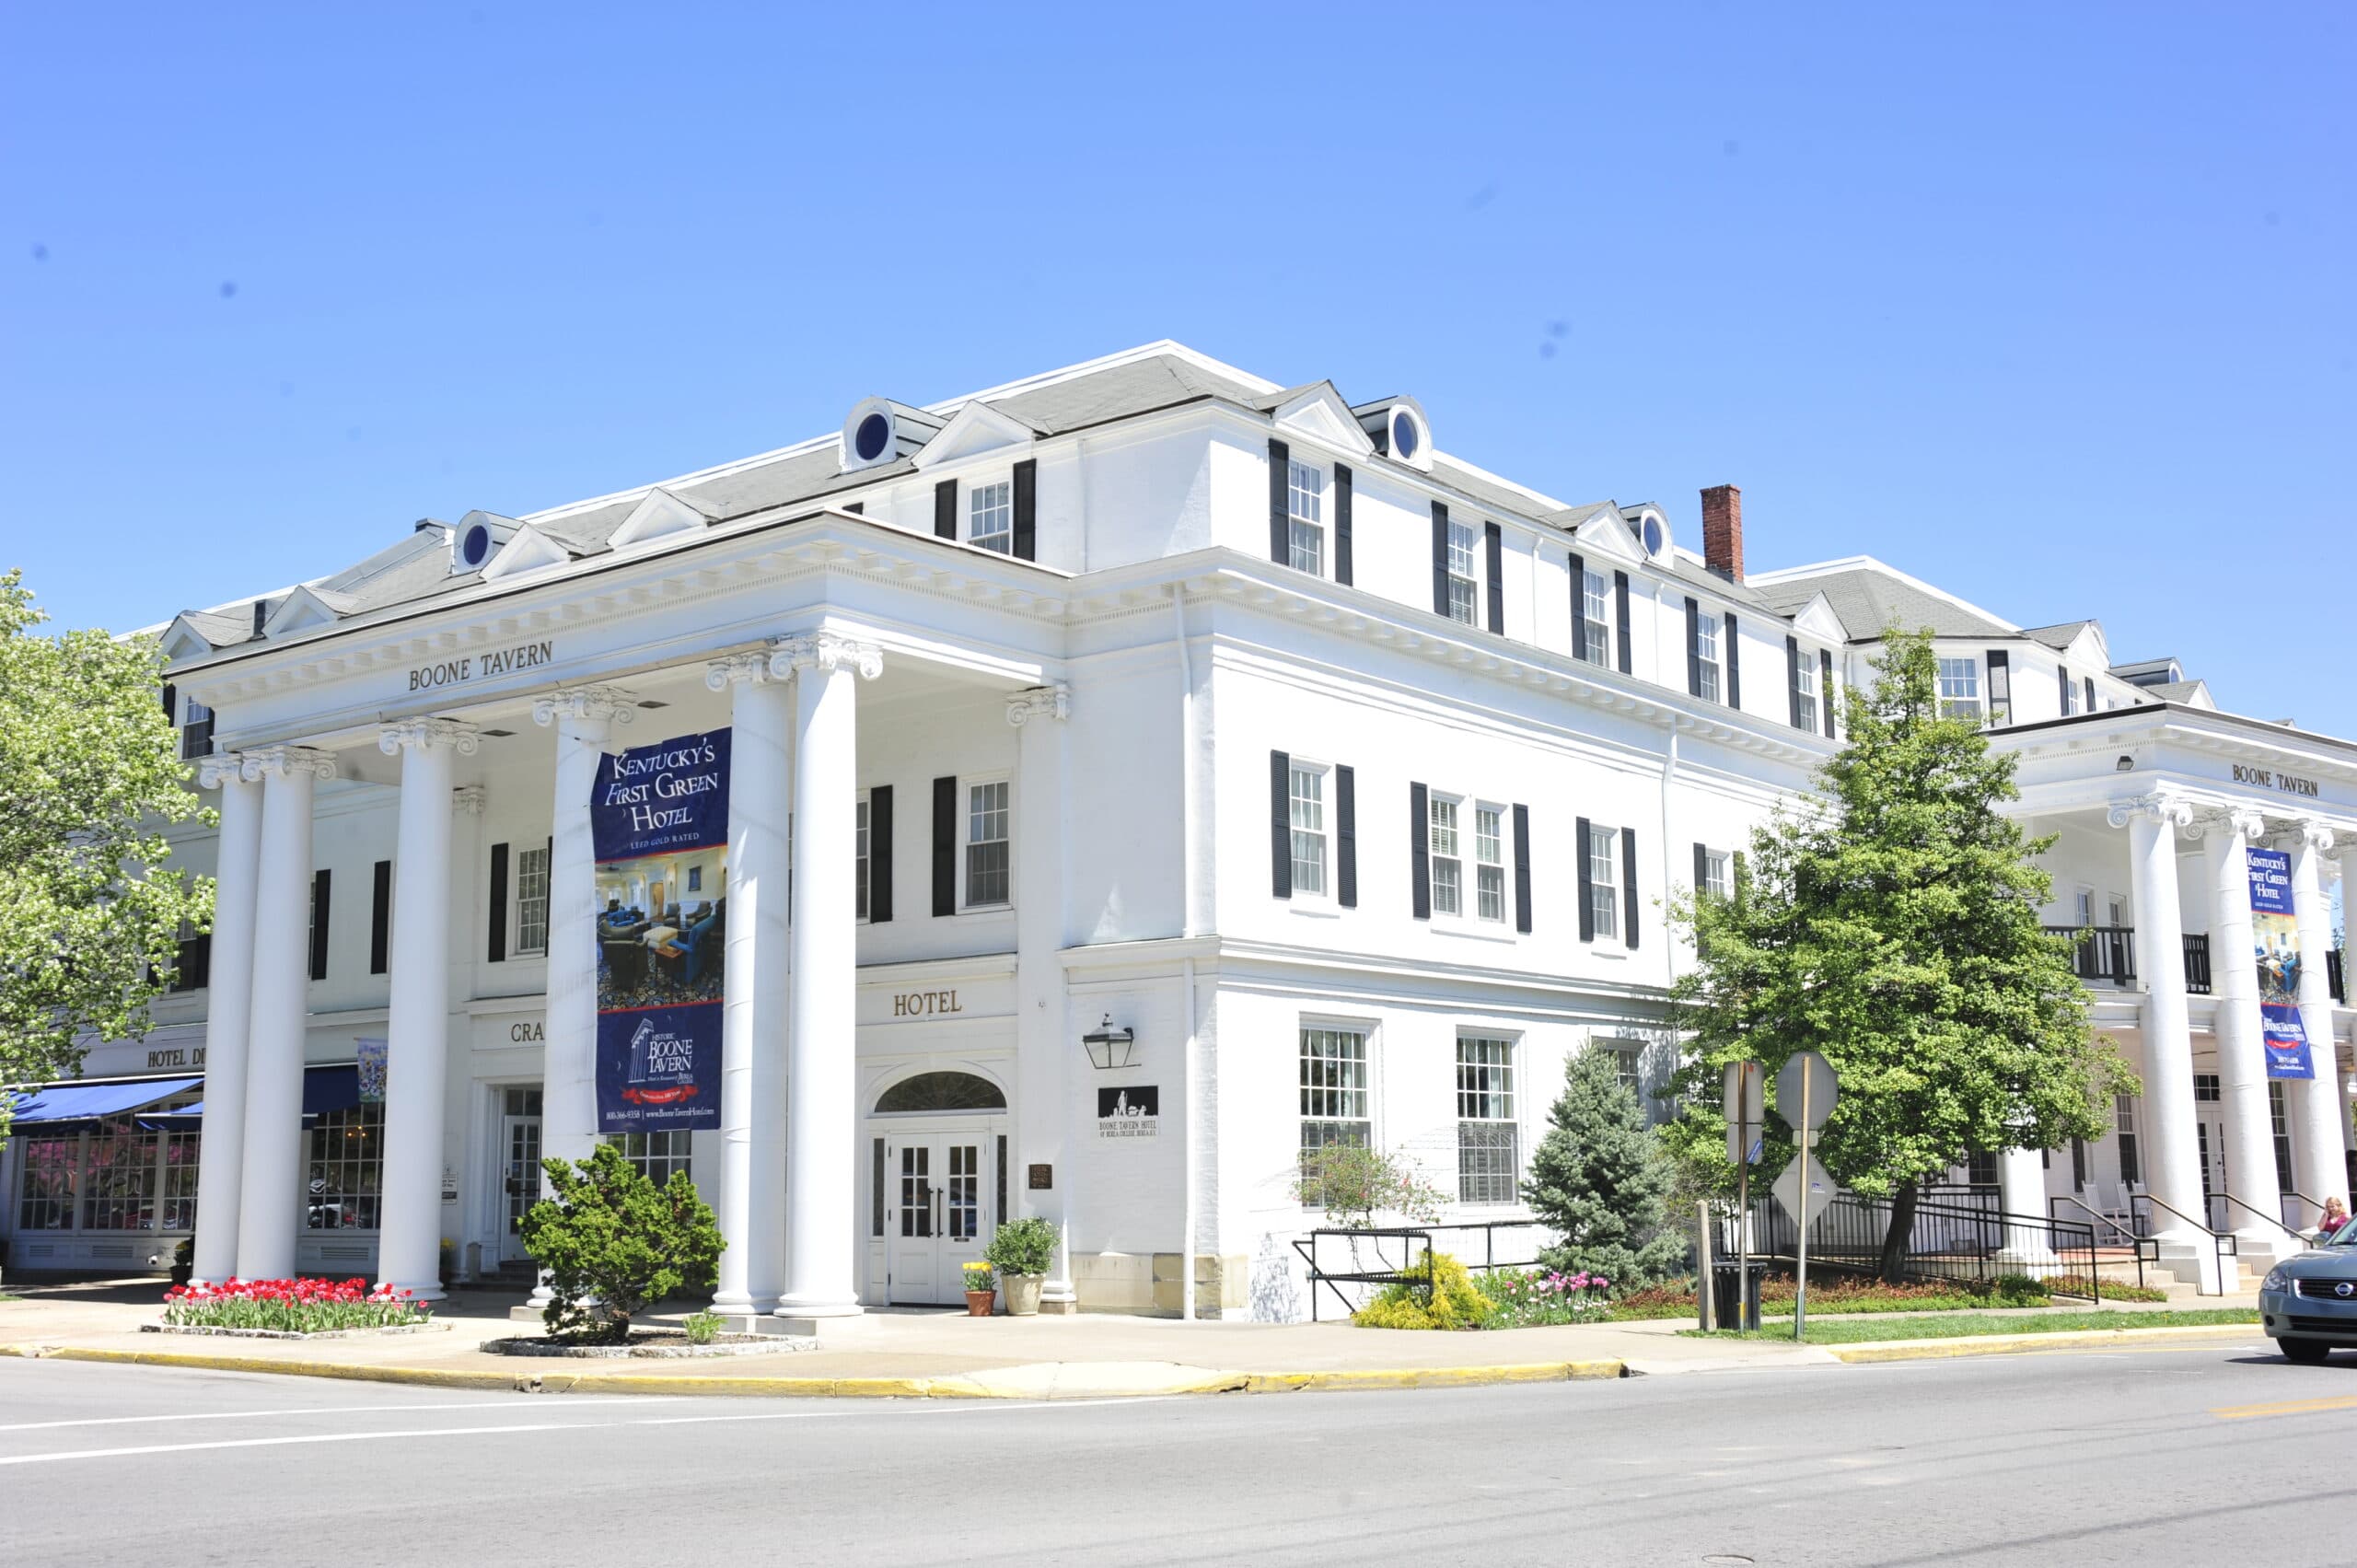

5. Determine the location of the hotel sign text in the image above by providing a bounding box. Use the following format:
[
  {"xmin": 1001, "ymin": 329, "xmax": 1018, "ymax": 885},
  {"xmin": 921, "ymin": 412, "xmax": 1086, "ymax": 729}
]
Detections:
[
  {"xmin": 2232, "ymin": 763, "xmax": 2320, "ymax": 799},
  {"xmin": 892, "ymin": 990, "xmax": 963, "ymax": 1017},
  {"xmin": 409, "ymin": 638, "xmax": 555, "ymax": 693}
]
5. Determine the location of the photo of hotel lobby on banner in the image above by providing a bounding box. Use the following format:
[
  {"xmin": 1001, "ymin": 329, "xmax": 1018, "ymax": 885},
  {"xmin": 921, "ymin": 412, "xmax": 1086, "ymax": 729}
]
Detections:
[{"xmin": 592, "ymin": 728, "xmax": 731, "ymax": 1134}]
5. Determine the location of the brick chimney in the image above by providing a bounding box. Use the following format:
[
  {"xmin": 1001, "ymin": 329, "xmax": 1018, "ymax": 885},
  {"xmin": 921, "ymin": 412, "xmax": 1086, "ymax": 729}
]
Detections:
[{"xmin": 1700, "ymin": 483, "xmax": 1744, "ymax": 582}]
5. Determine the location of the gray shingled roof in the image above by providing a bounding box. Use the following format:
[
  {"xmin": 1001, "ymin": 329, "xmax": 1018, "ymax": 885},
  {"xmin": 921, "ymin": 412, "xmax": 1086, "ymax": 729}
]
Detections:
[
  {"xmin": 1750, "ymin": 566, "xmax": 2012, "ymax": 640},
  {"xmin": 2021, "ymin": 620, "xmax": 2095, "ymax": 650},
  {"xmin": 1659, "ymin": 554, "xmax": 1780, "ymax": 612}
]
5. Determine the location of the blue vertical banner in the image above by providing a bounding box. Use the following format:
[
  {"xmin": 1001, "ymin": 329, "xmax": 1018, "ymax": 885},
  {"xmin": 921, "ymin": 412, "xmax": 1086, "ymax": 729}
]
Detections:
[
  {"xmin": 2246, "ymin": 846, "xmax": 2313, "ymax": 1080},
  {"xmin": 590, "ymin": 729, "xmax": 732, "ymax": 1131}
]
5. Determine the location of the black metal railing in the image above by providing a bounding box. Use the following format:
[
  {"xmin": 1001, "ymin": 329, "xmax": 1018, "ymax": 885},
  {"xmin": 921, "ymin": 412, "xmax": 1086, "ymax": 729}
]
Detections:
[
  {"xmin": 2142, "ymin": 1190, "xmax": 2238, "ymax": 1294},
  {"xmin": 2331, "ymin": 947, "xmax": 2347, "ymax": 1004},
  {"xmin": 1291, "ymin": 1221, "xmax": 1548, "ymax": 1322},
  {"xmin": 2045, "ymin": 924, "xmax": 2137, "ymax": 985},
  {"xmin": 2183, "ymin": 934, "xmax": 2212, "ymax": 994},
  {"xmin": 1734, "ymin": 1188, "xmax": 2104, "ymax": 1301},
  {"xmin": 2219, "ymin": 1190, "xmax": 2311, "ymax": 1255},
  {"xmin": 2048, "ymin": 1193, "xmax": 2157, "ymax": 1291}
]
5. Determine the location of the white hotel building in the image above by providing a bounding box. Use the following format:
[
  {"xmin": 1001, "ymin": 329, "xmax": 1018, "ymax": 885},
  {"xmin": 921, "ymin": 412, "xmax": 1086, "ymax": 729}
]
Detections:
[{"xmin": 3, "ymin": 343, "xmax": 2351, "ymax": 1315}]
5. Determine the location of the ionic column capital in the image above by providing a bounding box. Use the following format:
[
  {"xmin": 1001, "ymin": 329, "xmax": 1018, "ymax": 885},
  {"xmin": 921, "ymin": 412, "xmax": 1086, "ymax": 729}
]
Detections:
[
  {"xmin": 451, "ymin": 785, "xmax": 487, "ymax": 817},
  {"xmin": 770, "ymin": 631, "xmax": 882, "ymax": 681},
  {"xmin": 196, "ymin": 753, "xmax": 251, "ymax": 791},
  {"xmin": 531, "ymin": 685, "xmax": 639, "ymax": 729},
  {"xmin": 1004, "ymin": 683, "xmax": 1071, "ymax": 726},
  {"xmin": 2286, "ymin": 819, "xmax": 2338, "ymax": 857},
  {"xmin": 2107, "ymin": 791, "xmax": 2194, "ymax": 831},
  {"xmin": 2192, "ymin": 805, "xmax": 2267, "ymax": 842},
  {"xmin": 239, "ymin": 745, "xmax": 339, "ymax": 784},
  {"xmin": 377, "ymin": 717, "xmax": 481, "ymax": 758},
  {"xmin": 704, "ymin": 650, "xmax": 778, "ymax": 692}
]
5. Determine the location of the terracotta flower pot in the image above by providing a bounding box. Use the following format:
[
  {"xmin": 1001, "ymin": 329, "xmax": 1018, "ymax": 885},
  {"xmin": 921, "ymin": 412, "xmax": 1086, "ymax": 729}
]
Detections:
[{"xmin": 964, "ymin": 1289, "xmax": 996, "ymax": 1318}]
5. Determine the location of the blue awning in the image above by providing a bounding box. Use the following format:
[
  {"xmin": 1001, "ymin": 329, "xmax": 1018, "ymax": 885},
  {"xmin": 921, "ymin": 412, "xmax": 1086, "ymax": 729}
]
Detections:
[
  {"xmin": 6, "ymin": 1077, "xmax": 201, "ymax": 1126},
  {"xmin": 303, "ymin": 1064, "xmax": 361, "ymax": 1116}
]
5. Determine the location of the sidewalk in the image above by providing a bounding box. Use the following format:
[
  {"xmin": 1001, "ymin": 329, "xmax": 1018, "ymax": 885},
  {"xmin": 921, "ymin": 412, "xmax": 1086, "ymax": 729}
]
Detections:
[{"xmin": 0, "ymin": 1280, "xmax": 2261, "ymax": 1399}]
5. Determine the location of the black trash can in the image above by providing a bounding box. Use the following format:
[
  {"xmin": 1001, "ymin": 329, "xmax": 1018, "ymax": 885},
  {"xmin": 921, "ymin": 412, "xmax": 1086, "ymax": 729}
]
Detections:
[{"xmin": 1710, "ymin": 1263, "xmax": 1763, "ymax": 1331}]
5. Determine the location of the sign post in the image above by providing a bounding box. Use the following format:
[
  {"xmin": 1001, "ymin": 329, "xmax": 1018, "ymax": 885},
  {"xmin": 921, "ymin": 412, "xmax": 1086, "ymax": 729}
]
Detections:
[
  {"xmin": 1774, "ymin": 1050, "xmax": 1838, "ymax": 1341},
  {"xmin": 1724, "ymin": 1061, "xmax": 1765, "ymax": 1331}
]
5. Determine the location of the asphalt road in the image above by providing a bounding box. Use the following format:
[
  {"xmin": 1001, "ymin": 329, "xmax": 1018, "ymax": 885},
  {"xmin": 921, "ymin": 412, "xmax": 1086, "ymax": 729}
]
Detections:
[{"xmin": 2, "ymin": 1338, "xmax": 2351, "ymax": 1566}]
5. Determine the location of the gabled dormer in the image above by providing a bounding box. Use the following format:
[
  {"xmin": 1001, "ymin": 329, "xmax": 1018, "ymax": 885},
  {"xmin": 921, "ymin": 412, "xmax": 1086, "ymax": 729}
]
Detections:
[
  {"xmin": 449, "ymin": 511, "xmax": 521, "ymax": 575},
  {"xmin": 1349, "ymin": 394, "xmax": 1433, "ymax": 472},
  {"xmin": 1263, "ymin": 382, "xmax": 1376, "ymax": 459},
  {"xmin": 1561, "ymin": 503, "xmax": 1647, "ymax": 568},
  {"xmin": 1789, "ymin": 591, "xmax": 1847, "ymax": 645},
  {"xmin": 912, "ymin": 401, "xmax": 1039, "ymax": 471},
  {"xmin": 841, "ymin": 398, "xmax": 945, "ymax": 474},
  {"xmin": 259, "ymin": 585, "xmax": 360, "ymax": 638},
  {"xmin": 607, "ymin": 486, "xmax": 722, "ymax": 551},
  {"xmin": 480, "ymin": 521, "xmax": 577, "ymax": 584}
]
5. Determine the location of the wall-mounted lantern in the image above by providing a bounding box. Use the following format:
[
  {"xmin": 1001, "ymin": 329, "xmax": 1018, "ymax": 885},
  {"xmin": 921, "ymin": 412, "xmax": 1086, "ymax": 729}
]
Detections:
[{"xmin": 1080, "ymin": 1015, "xmax": 1137, "ymax": 1071}]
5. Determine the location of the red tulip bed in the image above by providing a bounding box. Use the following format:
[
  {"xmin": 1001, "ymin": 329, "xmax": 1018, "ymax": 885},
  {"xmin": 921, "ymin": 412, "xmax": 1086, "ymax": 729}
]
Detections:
[{"xmin": 161, "ymin": 1277, "xmax": 433, "ymax": 1334}]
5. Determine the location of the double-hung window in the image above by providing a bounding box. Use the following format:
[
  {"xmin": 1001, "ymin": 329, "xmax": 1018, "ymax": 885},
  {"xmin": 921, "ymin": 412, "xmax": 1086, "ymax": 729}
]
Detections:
[
  {"xmin": 1794, "ymin": 655, "xmax": 1819, "ymax": 733},
  {"xmin": 2061, "ymin": 667, "xmax": 2081, "ymax": 716},
  {"xmin": 1445, "ymin": 519, "xmax": 1478, "ymax": 625},
  {"xmin": 514, "ymin": 844, "xmax": 551, "ymax": 956},
  {"xmin": 1700, "ymin": 849, "xmax": 1732, "ymax": 900},
  {"xmin": 855, "ymin": 794, "xmax": 872, "ymax": 921},
  {"xmin": 1937, "ymin": 657, "xmax": 1981, "ymax": 719},
  {"xmin": 609, "ymin": 1130, "xmax": 692, "ymax": 1186},
  {"xmin": 2114, "ymin": 1094, "xmax": 2141, "ymax": 1187},
  {"xmin": 1286, "ymin": 461, "xmax": 1326, "ymax": 576},
  {"xmin": 1299, "ymin": 1026, "xmax": 1370, "ymax": 1202},
  {"xmin": 1474, "ymin": 805, "xmax": 1506, "ymax": 923},
  {"xmin": 966, "ymin": 781, "xmax": 1010, "ymax": 906},
  {"xmin": 1288, "ymin": 761, "xmax": 1328, "ymax": 897},
  {"xmin": 1586, "ymin": 824, "xmax": 1619, "ymax": 937},
  {"xmin": 1428, "ymin": 795, "xmax": 1463, "ymax": 916},
  {"xmin": 180, "ymin": 698, "xmax": 214, "ymax": 761},
  {"xmin": 1456, "ymin": 1036, "xmax": 1517, "ymax": 1203},
  {"xmin": 969, "ymin": 481, "xmax": 1013, "ymax": 553},
  {"xmin": 1580, "ymin": 569, "xmax": 1611, "ymax": 665},
  {"xmin": 1695, "ymin": 613, "xmax": 1723, "ymax": 703}
]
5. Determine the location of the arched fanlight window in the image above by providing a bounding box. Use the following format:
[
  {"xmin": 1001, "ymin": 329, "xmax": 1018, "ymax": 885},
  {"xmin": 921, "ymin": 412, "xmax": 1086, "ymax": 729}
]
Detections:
[{"xmin": 874, "ymin": 1071, "xmax": 1007, "ymax": 1114}]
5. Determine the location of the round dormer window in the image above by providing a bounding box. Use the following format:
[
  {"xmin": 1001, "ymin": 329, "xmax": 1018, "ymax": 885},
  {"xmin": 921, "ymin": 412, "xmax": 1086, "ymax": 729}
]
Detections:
[
  {"xmin": 853, "ymin": 412, "xmax": 891, "ymax": 463},
  {"xmin": 1642, "ymin": 517, "xmax": 1664, "ymax": 556},
  {"xmin": 1391, "ymin": 410, "xmax": 1421, "ymax": 460},
  {"xmin": 460, "ymin": 523, "xmax": 493, "ymax": 568}
]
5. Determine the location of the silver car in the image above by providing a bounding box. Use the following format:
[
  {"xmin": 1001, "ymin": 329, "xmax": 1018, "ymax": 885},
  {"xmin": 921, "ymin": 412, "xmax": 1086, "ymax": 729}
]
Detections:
[{"xmin": 2260, "ymin": 1220, "xmax": 2357, "ymax": 1364}]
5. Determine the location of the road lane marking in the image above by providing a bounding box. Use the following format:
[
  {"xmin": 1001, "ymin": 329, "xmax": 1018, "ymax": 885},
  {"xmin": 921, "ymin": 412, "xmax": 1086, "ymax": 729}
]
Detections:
[
  {"xmin": 0, "ymin": 1398, "xmax": 668, "ymax": 1434},
  {"xmin": 2209, "ymin": 1394, "xmax": 2357, "ymax": 1422},
  {"xmin": 0, "ymin": 1394, "xmax": 1171, "ymax": 1467}
]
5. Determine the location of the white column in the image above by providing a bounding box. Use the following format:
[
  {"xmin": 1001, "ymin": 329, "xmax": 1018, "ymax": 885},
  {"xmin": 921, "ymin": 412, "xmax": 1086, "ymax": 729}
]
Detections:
[
  {"xmin": 2111, "ymin": 795, "xmax": 2209, "ymax": 1278},
  {"xmin": 446, "ymin": 785, "xmax": 486, "ymax": 1279},
  {"xmin": 1995, "ymin": 1147, "xmax": 2054, "ymax": 1269},
  {"xmin": 527, "ymin": 686, "xmax": 636, "ymax": 1304},
  {"xmin": 2341, "ymin": 847, "xmax": 2357, "ymax": 1167},
  {"xmin": 1007, "ymin": 684, "xmax": 1075, "ymax": 1310},
  {"xmin": 773, "ymin": 632, "xmax": 880, "ymax": 1323},
  {"xmin": 374, "ymin": 719, "xmax": 477, "ymax": 1301},
  {"xmin": 190, "ymin": 757, "xmax": 261, "ymax": 1285},
  {"xmin": 2200, "ymin": 807, "xmax": 2291, "ymax": 1260},
  {"xmin": 2287, "ymin": 823, "xmax": 2351, "ymax": 1223},
  {"xmin": 706, "ymin": 651, "xmax": 792, "ymax": 1318},
  {"xmin": 233, "ymin": 745, "xmax": 337, "ymax": 1282}
]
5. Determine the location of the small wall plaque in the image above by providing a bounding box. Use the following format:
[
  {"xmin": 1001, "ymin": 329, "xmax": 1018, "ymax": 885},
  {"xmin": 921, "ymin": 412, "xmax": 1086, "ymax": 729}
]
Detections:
[{"xmin": 1028, "ymin": 1163, "xmax": 1053, "ymax": 1191}]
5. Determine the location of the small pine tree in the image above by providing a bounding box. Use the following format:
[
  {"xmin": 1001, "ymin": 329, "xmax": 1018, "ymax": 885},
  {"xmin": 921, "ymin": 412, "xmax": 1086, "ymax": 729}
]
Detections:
[
  {"xmin": 1524, "ymin": 1048, "xmax": 1685, "ymax": 1288},
  {"xmin": 520, "ymin": 1142, "xmax": 725, "ymax": 1342}
]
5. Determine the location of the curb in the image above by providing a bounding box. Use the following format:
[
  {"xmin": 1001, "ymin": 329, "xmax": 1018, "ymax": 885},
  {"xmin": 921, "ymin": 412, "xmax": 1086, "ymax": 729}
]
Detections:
[
  {"xmin": 1, "ymin": 1342, "xmax": 1627, "ymax": 1399},
  {"xmin": 1825, "ymin": 1322, "xmax": 2259, "ymax": 1365}
]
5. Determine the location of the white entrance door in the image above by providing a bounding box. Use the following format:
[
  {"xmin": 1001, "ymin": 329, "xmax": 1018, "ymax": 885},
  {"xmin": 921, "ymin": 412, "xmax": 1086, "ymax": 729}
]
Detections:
[
  {"xmin": 499, "ymin": 1086, "xmax": 543, "ymax": 1263},
  {"xmin": 886, "ymin": 1134, "xmax": 991, "ymax": 1306}
]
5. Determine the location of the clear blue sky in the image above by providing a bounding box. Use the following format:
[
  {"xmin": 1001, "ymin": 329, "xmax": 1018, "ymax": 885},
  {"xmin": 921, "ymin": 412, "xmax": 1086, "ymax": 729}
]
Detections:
[{"xmin": 4, "ymin": 4, "xmax": 2350, "ymax": 733}]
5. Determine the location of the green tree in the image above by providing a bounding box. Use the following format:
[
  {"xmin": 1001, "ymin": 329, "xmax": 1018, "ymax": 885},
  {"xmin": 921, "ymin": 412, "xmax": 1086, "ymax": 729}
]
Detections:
[
  {"xmin": 1524, "ymin": 1047, "xmax": 1686, "ymax": 1287},
  {"xmin": 0, "ymin": 570, "xmax": 212, "ymax": 1145},
  {"xmin": 520, "ymin": 1142, "xmax": 725, "ymax": 1342},
  {"xmin": 1664, "ymin": 629, "xmax": 2131, "ymax": 1281}
]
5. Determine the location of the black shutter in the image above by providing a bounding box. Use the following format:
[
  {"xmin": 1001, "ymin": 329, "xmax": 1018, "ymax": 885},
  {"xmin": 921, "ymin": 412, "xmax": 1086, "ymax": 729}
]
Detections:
[
  {"xmin": 1270, "ymin": 750, "xmax": 1293, "ymax": 900},
  {"xmin": 1268, "ymin": 438, "xmax": 1291, "ymax": 564},
  {"xmin": 1568, "ymin": 552, "xmax": 1588, "ymax": 662},
  {"xmin": 1334, "ymin": 464, "xmax": 1353, "ymax": 587},
  {"xmin": 1787, "ymin": 635, "xmax": 1805, "ymax": 728},
  {"xmin": 370, "ymin": 859, "xmax": 391, "ymax": 975},
  {"xmin": 161, "ymin": 681, "xmax": 177, "ymax": 720},
  {"xmin": 1685, "ymin": 598, "xmax": 1703, "ymax": 696},
  {"xmin": 1613, "ymin": 573, "xmax": 1632, "ymax": 674},
  {"xmin": 931, "ymin": 776, "xmax": 957, "ymax": 916},
  {"xmin": 1820, "ymin": 650, "xmax": 1837, "ymax": 737},
  {"xmin": 868, "ymin": 785, "xmax": 894, "ymax": 923},
  {"xmin": 1986, "ymin": 649, "xmax": 2011, "ymax": 722},
  {"xmin": 186, "ymin": 933, "xmax": 211, "ymax": 993},
  {"xmin": 487, "ymin": 842, "xmax": 508, "ymax": 961},
  {"xmin": 1011, "ymin": 459, "xmax": 1037, "ymax": 562},
  {"xmin": 2084, "ymin": 676, "xmax": 2096, "ymax": 714},
  {"xmin": 1410, "ymin": 782, "xmax": 1431, "ymax": 921},
  {"xmin": 1336, "ymin": 764, "xmax": 1357, "ymax": 908},
  {"xmin": 1694, "ymin": 842, "xmax": 1709, "ymax": 891},
  {"xmin": 1725, "ymin": 613, "xmax": 1742, "ymax": 709},
  {"xmin": 2059, "ymin": 664, "xmax": 2073, "ymax": 713},
  {"xmin": 1512, "ymin": 804, "xmax": 1532, "ymax": 935},
  {"xmin": 1621, "ymin": 828, "xmax": 1640, "ymax": 949},
  {"xmin": 309, "ymin": 868, "xmax": 332, "ymax": 981},
  {"xmin": 1483, "ymin": 521, "xmax": 1504, "ymax": 633},
  {"xmin": 934, "ymin": 480, "xmax": 957, "ymax": 540},
  {"xmin": 1430, "ymin": 503, "xmax": 1451, "ymax": 617},
  {"xmin": 1575, "ymin": 816, "xmax": 1595, "ymax": 943},
  {"xmin": 1734, "ymin": 850, "xmax": 1750, "ymax": 900}
]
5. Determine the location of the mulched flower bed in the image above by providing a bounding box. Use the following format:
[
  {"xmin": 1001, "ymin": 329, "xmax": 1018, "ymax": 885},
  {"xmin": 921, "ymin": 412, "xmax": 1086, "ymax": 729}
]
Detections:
[{"xmin": 481, "ymin": 1330, "xmax": 817, "ymax": 1359}]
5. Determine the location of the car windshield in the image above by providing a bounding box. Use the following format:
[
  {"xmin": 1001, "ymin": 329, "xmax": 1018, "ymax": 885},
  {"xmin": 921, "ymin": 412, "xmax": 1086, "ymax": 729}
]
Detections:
[{"xmin": 2328, "ymin": 1220, "xmax": 2357, "ymax": 1246}]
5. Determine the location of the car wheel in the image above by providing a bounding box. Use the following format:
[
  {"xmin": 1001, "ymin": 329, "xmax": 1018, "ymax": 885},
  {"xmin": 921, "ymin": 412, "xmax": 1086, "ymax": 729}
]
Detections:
[{"xmin": 2279, "ymin": 1337, "xmax": 2332, "ymax": 1365}]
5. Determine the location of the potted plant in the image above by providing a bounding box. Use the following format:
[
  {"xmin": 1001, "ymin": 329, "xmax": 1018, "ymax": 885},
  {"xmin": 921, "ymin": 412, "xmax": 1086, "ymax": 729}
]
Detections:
[
  {"xmin": 960, "ymin": 1260, "xmax": 996, "ymax": 1317},
  {"xmin": 983, "ymin": 1217, "xmax": 1059, "ymax": 1317},
  {"xmin": 168, "ymin": 1237, "xmax": 193, "ymax": 1288}
]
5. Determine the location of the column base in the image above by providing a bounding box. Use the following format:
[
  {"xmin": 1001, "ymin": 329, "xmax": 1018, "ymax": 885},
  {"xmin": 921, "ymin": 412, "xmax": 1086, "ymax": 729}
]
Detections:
[
  {"xmin": 1992, "ymin": 1246, "xmax": 2059, "ymax": 1275},
  {"xmin": 699, "ymin": 1311, "xmax": 802, "ymax": 1338},
  {"xmin": 2231, "ymin": 1227, "xmax": 2303, "ymax": 1268},
  {"xmin": 377, "ymin": 1279, "xmax": 447, "ymax": 1304},
  {"xmin": 1036, "ymin": 1298, "xmax": 1079, "ymax": 1317}
]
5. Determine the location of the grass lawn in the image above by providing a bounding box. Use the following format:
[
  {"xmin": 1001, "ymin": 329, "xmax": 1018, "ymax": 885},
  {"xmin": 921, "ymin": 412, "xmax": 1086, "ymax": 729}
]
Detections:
[{"xmin": 1684, "ymin": 1307, "xmax": 2259, "ymax": 1345}]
